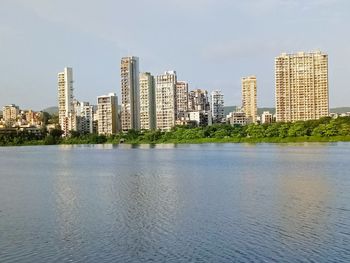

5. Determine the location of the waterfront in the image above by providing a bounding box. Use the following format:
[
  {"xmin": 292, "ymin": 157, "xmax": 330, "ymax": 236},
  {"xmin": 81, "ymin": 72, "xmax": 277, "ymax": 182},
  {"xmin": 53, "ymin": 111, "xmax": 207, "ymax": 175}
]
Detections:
[{"xmin": 0, "ymin": 143, "xmax": 350, "ymax": 262}]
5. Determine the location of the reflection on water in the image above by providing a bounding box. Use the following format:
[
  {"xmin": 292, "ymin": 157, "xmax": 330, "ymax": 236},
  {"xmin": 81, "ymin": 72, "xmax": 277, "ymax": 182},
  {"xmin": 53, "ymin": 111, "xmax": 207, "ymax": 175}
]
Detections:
[{"xmin": 0, "ymin": 143, "xmax": 350, "ymax": 262}]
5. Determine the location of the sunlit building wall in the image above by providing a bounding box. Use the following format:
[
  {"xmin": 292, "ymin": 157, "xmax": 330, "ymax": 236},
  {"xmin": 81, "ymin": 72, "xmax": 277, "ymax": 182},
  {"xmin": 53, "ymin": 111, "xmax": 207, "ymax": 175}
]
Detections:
[{"xmin": 275, "ymin": 51, "xmax": 329, "ymax": 122}]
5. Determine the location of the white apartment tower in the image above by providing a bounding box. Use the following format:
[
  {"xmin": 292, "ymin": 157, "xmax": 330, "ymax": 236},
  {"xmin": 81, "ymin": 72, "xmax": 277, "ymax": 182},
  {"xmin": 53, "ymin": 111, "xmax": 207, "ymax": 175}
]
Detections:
[
  {"xmin": 121, "ymin": 56, "xmax": 140, "ymax": 132},
  {"xmin": 211, "ymin": 90, "xmax": 224, "ymax": 123},
  {"xmin": 97, "ymin": 93, "xmax": 118, "ymax": 135},
  {"xmin": 77, "ymin": 102, "xmax": 94, "ymax": 134},
  {"xmin": 156, "ymin": 71, "xmax": 177, "ymax": 131},
  {"xmin": 139, "ymin": 72, "xmax": 156, "ymax": 130},
  {"xmin": 58, "ymin": 67, "xmax": 74, "ymax": 136},
  {"xmin": 242, "ymin": 76, "xmax": 257, "ymax": 123},
  {"xmin": 275, "ymin": 51, "xmax": 329, "ymax": 122}
]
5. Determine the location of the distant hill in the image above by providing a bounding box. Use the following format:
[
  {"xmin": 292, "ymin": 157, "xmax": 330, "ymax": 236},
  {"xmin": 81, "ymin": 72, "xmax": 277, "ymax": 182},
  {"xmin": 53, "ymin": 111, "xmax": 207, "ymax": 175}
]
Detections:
[
  {"xmin": 330, "ymin": 107, "xmax": 350, "ymax": 114},
  {"xmin": 42, "ymin": 106, "xmax": 58, "ymax": 115}
]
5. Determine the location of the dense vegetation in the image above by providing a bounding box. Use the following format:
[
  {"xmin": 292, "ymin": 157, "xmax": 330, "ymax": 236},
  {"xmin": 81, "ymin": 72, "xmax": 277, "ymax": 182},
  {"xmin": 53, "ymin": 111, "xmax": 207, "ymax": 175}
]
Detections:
[
  {"xmin": 1, "ymin": 116, "xmax": 350, "ymax": 146},
  {"xmin": 111, "ymin": 116, "xmax": 350, "ymax": 144}
]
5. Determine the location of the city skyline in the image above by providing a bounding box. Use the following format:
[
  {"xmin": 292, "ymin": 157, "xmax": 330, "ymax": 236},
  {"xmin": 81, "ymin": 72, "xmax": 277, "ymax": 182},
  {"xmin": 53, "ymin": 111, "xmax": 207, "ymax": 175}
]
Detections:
[{"xmin": 1, "ymin": 0, "xmax": 349, "ymax": 110}]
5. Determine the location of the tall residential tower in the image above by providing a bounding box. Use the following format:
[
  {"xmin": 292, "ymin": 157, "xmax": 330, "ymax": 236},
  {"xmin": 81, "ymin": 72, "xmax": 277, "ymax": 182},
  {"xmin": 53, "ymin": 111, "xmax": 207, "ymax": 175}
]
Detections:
[
  {"xmin": 139, "ymin": 72, "xmax": 156, "ymax": 130},
  {"xmin": 275, "ymin": 51, "xmax": 329, "ymax": 122},
  {"xmin": 97, "ymin": 93, "xmax": 118, "ymax": 135},
  {"xmin": 242, "ymin": 76, "xmax": 257, "ymax": 123},
  {"xmin": 58, "ymin": 67, "xmax": 73, "ymax": 136},
  {"xmin": 156, "ymin": 71, "xmax": 177, "ymax": 131},
  {"xmin": 175, "ymin": 81, "xmax": 189, "ymax": 119},
  {"xmin": 211, "ymin": 90, "xmax": 224, "ymax": 123},
  {"xmin": 121, "ymin": 56, "xmax": 140, "ymax": 131}
]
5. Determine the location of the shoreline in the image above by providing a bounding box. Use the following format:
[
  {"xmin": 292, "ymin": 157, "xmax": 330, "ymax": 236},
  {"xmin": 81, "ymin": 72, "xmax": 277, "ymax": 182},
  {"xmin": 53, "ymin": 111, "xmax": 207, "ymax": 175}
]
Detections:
[{"xmin": 1, "ymin": 135, "xmax": 350, "ymax": 147}]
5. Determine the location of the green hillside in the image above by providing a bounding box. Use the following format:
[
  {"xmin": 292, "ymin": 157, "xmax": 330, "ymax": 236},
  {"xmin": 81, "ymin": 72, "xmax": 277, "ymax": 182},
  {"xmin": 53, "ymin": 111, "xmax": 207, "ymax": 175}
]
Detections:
[{"xmin": 42, "ymin": 107, "xmax": 58, "ymax": 115}]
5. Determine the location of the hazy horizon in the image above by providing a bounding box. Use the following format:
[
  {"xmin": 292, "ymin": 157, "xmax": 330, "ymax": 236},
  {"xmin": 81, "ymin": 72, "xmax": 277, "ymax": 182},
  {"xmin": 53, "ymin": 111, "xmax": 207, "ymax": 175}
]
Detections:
[{"xmin": 1, "ymin": 0, "xmax": 349, "ymax": 110}]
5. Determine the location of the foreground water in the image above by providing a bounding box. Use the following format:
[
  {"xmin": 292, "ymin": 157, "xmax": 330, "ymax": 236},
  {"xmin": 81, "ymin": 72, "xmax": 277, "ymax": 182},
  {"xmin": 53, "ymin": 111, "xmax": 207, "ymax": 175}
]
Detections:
[{"xmin": 0, "ymin": 143, "xmax": 350, "ymax": 262}]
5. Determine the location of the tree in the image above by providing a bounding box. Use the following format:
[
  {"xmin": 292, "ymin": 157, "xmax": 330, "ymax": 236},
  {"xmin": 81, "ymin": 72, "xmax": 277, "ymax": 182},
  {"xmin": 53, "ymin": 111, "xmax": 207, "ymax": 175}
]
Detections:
[
  {"xmin": 278, "ymin": 123, "xmax": 291, "ymax": 138},
  {"xmin": 246, "ymin": 124, "xmax": 265, "ymax": 138},
  {"xmin": 288, "ymin": 122, "xmax": 308, "ymax": 137},
  {"xmin": 264, "ymin": 123, "xmax": 280, "ymax": 137}
]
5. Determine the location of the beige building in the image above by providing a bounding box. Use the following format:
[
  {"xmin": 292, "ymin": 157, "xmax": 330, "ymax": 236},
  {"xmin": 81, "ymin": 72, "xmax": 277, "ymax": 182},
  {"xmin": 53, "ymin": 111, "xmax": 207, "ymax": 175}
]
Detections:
[
  {"xmin": 175, "ymin": 81, "xmax": 188, "ymax": 119},
  {"xmin": 121, "ymin": 56, "xmax": 140, "ymax": 132},
  {"xmin": 58, "ymin": 67, "xmax": 74, "ymax": 136},
  {"xmin": 97, "ymin": 93, "xmax": 118, "ymax": 135},
  {"xmin": 156, "ymin": 71, "xmax": 177, "ymax": 131},
  {"xmin": 139, "ymin": 72, "xmax": 156, "ymax": 130},
  {"xmin": 3, "ymin": 104, "xmax": 20, "ymax": 127},
  {"xmin": 275, "ymin": 51, "xmax": 329, "ymax": 122},
  {"xmin": 242, "ymin": 76, "xmax": 257, "ymax": 123}
]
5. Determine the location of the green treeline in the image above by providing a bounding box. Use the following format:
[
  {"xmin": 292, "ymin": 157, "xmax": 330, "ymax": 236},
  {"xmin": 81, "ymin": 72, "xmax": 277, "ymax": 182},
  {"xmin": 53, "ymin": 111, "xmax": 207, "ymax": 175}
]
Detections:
[
  {"xmin": 113, "ymin": 116, "xmax": 350, "ymax": 144},
  {"xmin": 1, "ymin": 116, "xmax": 350, "ymax": 146}
]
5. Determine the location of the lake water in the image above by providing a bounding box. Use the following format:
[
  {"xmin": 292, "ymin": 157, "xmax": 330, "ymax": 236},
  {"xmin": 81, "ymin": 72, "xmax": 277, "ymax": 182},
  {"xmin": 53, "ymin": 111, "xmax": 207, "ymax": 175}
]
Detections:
[{"xmin": 0, "ymin": 143, "xmax": 350, "ymax": 262}]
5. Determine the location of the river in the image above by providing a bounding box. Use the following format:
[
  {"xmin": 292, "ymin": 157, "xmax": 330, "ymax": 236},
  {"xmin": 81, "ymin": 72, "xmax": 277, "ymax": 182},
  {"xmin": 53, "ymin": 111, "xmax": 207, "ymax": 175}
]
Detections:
[{"xmin": 0, "ymin": 143, "xmax": 349, "ymax": 262}]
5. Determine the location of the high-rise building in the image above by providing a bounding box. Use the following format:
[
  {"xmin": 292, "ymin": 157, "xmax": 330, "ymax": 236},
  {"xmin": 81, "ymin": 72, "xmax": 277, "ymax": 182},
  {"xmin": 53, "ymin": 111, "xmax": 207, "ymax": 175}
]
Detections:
[
  {"xmin": 97, "ymin": 93, "xmax": 118, "ymax": 135},
  {"xmin": 78, "ymin": 102, "xmax": 94, "ymax": 134},
  {"xmin": 175, "ymin": 81, "xmax": 189, "ymax": 119},
  {"xmin": 211, "ymin": 90, "xmax": 224, "ymax": 123},
  {"xmin": 242, "ymin": 76, "xmax": 257, "ymax": 123},
  {"xmin": 3, "ymin": 104, "xmax": 20, "ymax": 127},
  {"xmin": 121, "ymin": 56, "xmax": 140, "ymax": 132},
  {"xmin": 156, "ymin": 71, "xmax": 177, "ymax": 131},
  {"xmin": 275, "ymin": 51, "xmax": 329, "ymax": 122},
  {"xmin": 139, "ymin": 72, "xmax": 156, "ymax": 130},
  {"xmin": 58, "ymin": 67, "xmax": 74, "ymax": 136},
  {"xmin": 188, "ymin": 89, "xmax": 210, "ymax": 112}
]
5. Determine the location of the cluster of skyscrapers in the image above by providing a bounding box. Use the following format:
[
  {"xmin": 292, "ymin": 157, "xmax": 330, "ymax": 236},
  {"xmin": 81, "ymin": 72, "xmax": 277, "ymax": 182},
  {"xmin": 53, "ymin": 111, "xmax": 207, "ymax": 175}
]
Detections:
[
  {"xmin": 58, "ymin": 56, "xmax": 225, "ymax": 136},
  {"xmin": 57, "ymin": 50, "xmax": 330, "ymax": 136}
]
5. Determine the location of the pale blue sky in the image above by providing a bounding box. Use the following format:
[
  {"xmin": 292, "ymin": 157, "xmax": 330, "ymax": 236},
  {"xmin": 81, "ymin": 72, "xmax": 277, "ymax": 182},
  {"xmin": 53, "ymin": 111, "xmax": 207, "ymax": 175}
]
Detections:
[{"xmin": 1, "ymin": 0, "xmax": 349, "ymax": 110}]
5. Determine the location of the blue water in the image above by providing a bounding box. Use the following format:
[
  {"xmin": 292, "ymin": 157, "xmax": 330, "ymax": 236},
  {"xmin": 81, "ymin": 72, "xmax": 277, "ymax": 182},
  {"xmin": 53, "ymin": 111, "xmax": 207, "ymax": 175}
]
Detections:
[{"xmin": 0, "ymin": 143, "xmax": 350, "ymax": 262}]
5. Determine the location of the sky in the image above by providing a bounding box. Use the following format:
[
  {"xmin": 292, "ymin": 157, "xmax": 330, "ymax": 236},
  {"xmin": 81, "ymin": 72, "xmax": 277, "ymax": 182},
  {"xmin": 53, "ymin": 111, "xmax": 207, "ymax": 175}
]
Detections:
[{"xmin": 0, "ymin": 0, "xmax": 349, "ymax": 110}]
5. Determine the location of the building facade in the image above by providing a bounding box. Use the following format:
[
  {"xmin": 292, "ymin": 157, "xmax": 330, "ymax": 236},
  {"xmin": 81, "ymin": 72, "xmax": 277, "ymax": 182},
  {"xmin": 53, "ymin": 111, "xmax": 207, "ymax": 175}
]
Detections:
[
  {"xmin": 120, "ymin": 56, "xmax": 140, "ymax": 132},
  {"xmin": 261, "ymin": 111, "xmax": 273, "ymax": 124},
  {"xmin": 175, "ymin": 81, "xmax": 189, "ymax": 120},
  {"xmin": 77, "ymin": 102, "xmax": 94, "ymax": 134},
  {"xmin": 211, "ymin": 90, "xmax": 224, "ymax": 123},
  {"xmin": 275, "ymin": 51, "xmax": 329, "ymax": 122},
  {"xmin": 227, "ymin": 111, "xmax": 248, "ymax": 126},
  {"xmin": 97, "ymin": 93, "xmax": 118, "ymax": 135},
  {"xmin": 3, "ymin": 104, "xmax": 20, "ymax": 127},
  {"xmin": 188, "ymin": 89, "xmax": 210, "ymax": 112},
  {"xmin": 139, "ymin": 72, "xmax": 156, "ymax": 130},
  {"xmin": 156, "ymin": 71, "xmax": 177, "ymax": 131},
  {"xmin": 242, "ymin": 76, "xmax": 257, "ymax": 123},
  {"xmin": 58, "ymin": 67, "xmax": 74, "ymax": 136}
]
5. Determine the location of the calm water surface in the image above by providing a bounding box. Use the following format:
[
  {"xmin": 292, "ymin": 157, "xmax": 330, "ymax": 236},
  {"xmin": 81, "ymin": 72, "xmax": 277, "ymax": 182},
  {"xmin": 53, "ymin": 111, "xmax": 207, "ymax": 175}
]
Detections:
[{"xmin": 0, "ymin": 143, "xmax": 350, "ymax": 262}]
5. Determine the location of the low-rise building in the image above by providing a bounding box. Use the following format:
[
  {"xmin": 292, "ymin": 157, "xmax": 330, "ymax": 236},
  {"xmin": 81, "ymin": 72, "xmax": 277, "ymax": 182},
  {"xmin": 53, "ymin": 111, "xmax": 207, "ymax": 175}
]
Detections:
[
  {"xmin": 261, "ymin": 111, "xmax": 273, "ymax": 124},
  {"xmin": 227, "ymin": 111, "xmax": 248, "ymax": 126}
]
